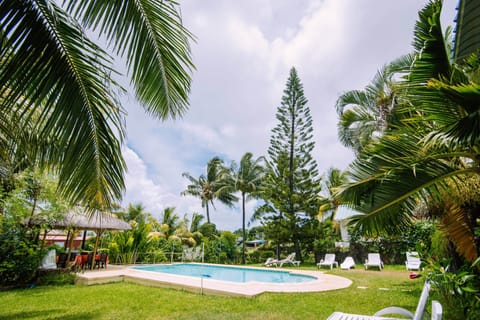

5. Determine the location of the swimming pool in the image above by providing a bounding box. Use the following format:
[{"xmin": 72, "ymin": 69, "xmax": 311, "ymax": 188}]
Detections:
[
  {"xmin": 134, "ymin": 263, "xmax": 316, "ymax": 283},
  {"xmin": 77, "ymin": 264, "xmax": 353, "ymax": 296}
]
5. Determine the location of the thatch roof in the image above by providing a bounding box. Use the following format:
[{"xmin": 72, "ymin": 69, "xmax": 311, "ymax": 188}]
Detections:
[{"xmin": 27, "ymin": 208, "xmax": 131, "ymax": 231}]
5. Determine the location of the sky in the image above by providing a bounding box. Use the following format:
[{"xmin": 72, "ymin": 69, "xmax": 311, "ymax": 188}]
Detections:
[{"xmin": 120, "ymin": 0, "xmax": 458, "ymax": 231}]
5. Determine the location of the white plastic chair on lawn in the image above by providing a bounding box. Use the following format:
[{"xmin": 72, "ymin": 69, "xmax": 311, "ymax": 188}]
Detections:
[
  {"xmin": 317, "ymin": 253, "xmax": 338, "ymax": 269},
  {"xmin": 364, "ymin": 253, "xmax": 384, "ymax": 270},
  {"xmin": 405, "ymin": 251, "xmax": 422, "ymax": 271},
  {"xmin": 278, "ymin": 253, "xmax": 301, "ymax": 267},
  {"xmin": 263, "ymin": 257, "xmax": 278, "ymax": 267},
  {"xmin": 431, "ymin": 300, "xmax": 443, "ymax": 320},
  {"xmin": 340, "ymin": 256, "xmax": 356, "ymax": 270},
  {"xmin": 327, "ymin": 281, "xmax": 438, "ymax": 320}
]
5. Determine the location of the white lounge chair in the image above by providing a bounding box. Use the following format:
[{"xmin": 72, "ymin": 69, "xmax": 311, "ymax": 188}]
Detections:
[
  {"xmin": 317, "ymin": 253, "xmax": 338, "ymax": 269},
  {"xmin": 405, "ymin": 251, "xmax": 422, "ymax": 271},
  {"xmin": 431, "ymin": 300, "xmax": 443, "ymax": 320},
  {"xmin": 278, "ymin": 253, "xmax": 301, "ymax": 267},
  {"xmin": 40, "ymin": 249, "xmax": 57, "ymax": 270},
  {"xmin": 327, "ymin": 282, "xmax": 436, "ymax": 320},
  {"xmin": 263, "ymin": 257, "xmax": 278, "ymax": 267},
  {"xmin": 364, "ymin": 253, "xmax": 384, "ymax": 270},
  {"xmin": 340, "ymin": 256, "xmax": 356, "ymax": 270}
]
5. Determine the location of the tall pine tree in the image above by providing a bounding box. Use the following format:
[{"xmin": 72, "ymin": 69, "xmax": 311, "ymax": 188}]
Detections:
[{"xmin": 265, "ymin": 67, "xmax": 322, "ymax": 261}]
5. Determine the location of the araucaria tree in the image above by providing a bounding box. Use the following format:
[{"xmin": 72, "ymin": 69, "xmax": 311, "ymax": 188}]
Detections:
[{"xmin": 265, "ymin": 67, "xmax": 322, "ymax": 261}]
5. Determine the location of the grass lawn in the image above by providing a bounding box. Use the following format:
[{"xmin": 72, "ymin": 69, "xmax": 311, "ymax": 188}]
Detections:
[{"xmin": 0, "ymin": 265, "xmax": 425, "ymax": 319}]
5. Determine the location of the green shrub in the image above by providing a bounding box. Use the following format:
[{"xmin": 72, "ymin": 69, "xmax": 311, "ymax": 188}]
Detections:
[
  {"xmin": 141, "ymin": 250, "xmax": 167, "ymax": 263},
  {"xmin": 427, "ymin": 258, "xmax": 480, "ymax": 320},
  {"xmin": 0, "ymin": 219, "xmax": 45, "ymax": 287},
  {"xmin": 246, "ymin": 250, "xmax": 261, "ymax": 263},
  {"xmin": 259, "ymin": 250, "xmax": 274, "ymax": 260},
  {"xmin": 348, "ymin": 221, "xmax": 435, "ymax": 264}
]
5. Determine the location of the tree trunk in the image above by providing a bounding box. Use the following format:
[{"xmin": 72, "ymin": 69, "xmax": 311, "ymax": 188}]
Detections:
[
  {"xmin": 291, "ymin": 219, "xmax": 302, "ymax": 261},
  {"xmin": 242, "ymin": 192, "xmax": 246, "ymax": 264},
  {"xmin": 205, "ymin": 202, "xmax": 210, "ymax": 224}
]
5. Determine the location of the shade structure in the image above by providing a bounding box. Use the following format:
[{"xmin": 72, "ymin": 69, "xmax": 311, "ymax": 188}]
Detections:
[
  {"xmin": 28, "ymin": 207, "xmax": 131, "ymax": 269},
  {"xmin": 49, "ymin": 209, "xmax": 132, "ymax": 231},
  {"xmin": 58, "ymin": 208, "xmax": 132, "ymax": 269}
]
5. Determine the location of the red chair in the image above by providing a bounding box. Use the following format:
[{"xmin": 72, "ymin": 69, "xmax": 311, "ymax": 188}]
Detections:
[{"xmin": 95, "ymin": 253, "xmax": 108, "ymax": 269}]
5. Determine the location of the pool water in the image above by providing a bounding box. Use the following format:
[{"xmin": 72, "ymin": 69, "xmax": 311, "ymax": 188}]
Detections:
[{"xmin": 134, "ymin": 263, "xmax": 316, "ymax": 283}]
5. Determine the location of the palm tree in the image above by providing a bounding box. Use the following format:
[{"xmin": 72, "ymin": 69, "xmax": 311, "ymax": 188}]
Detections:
[
  {"xmin": 336, "ymin": 57, "xmax": 411, "ymax": 154},
  {"xmin": 189, "ymin": 212, "xmax": 204, "ymax": 233},
  {"xmin": 318, "ymin": 167, "xmax": 349, "ymax": 221},
  {"xmin": 338, "ymin": 0, "xmax": 480, "ymax": 263},
  {"xmin": 0, "ymin": 1, "xmax": 194, "ymax": 211},
  {"xmin": 181, "ymin": 157, "xmax": 237, "ymax": 224},
  {"xmin": 226, "ymin": 152, "xmax": 265, "ymax": 264},
  {"xmin": 159, "ymin": 207, "xmax": 180, "ymax": 239},
  {"xmin": 117, "ymin": 203, "xmax": 149, "ymax": 223}
]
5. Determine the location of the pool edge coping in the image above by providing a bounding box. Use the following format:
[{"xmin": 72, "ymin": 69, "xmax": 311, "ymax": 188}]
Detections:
[{"xmin": 75, "ymin": 263, "xmax": 352, "ymax": 297}]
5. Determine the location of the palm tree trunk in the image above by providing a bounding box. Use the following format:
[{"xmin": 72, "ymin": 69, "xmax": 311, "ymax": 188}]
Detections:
[
  {"xmin": 242, "ymin": 192, "xmax": 246, "ymax": 264},
  {"xmin": 205, "ymin": 202, "xmax": 211, "ymax": 224}
]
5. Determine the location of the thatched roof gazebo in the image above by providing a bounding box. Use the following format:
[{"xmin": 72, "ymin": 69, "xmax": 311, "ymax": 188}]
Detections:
[
  {"xmin": 28, "ymin": 207, "xmax": 131, "ymax": 269},
  {"xmin": 51, "ymin": 209, "xmax": 132, "ymax": 231}
]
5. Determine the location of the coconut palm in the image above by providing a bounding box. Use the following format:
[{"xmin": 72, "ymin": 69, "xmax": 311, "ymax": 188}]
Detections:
[
  {"xmin": 336, "ymin": 57, "xmax": 412, "ymax": 154},
  {"xmin": 318, "ymin": 167, "xmax": 349, "ymax": 221},
  {"xmin": 116, "ymin": 203, "xmax": 149, "ymax": 224},
  {"xmin": 225, "ymin": 152, "xmax": 265, "ymax": 264},
  {"xmin": 0, "ymin": 1, "xmax": 194, "ymax": 210},
  {"xmin": 338, "ymin": 0, "xmax": 480, "ymax": 263},
  {"xmin": 181, "ymin": 157, "xmax": 237, "ymax": 224},
  {"xmin": 189, "ymin": 212, "xmax": 204, "ymax": 233},
  {"xmin": 159, "ymin": 207, "xmax": 180, "ymax": 239}
]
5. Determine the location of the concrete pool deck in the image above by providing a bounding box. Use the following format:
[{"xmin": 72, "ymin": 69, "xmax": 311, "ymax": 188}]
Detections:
[{"xmin": 75, "ymin": 264, "xmax": 352, "ymax": 297}]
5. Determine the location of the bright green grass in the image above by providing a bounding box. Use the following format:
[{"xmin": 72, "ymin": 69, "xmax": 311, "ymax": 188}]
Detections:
[{"xmin": 0, "ymin": 265, "xmax": 425, "ymax": 319}]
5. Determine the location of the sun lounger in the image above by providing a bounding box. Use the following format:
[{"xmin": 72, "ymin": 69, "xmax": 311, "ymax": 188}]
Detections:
[
  {"xmin": 431, "ymin": 300, "xmax": 443, "ymax": 320},
  {"xmin": 317, "ymin": 253, "xmax": 338, "ymax": 269},
  {"xmin": 278, "ymin": 253, "xmax": 301, "ymax": 267},
  {"xmin": 263, "ymin": 257, "xmax": 278, "ymax": 267},
  {"xmin": 340, "ymin": 256, "xmax": 356, "ymax": 270},
  {"xmin": 405, "ymin": 252, "xmax": 422, "ymax": 271},
  {"xmin": 327, "ymin": 282, "xmax": 435, "ymax": 320},
  {"xmin": 364, "ymin": 253, "xmax": 384, "ymax": 270}
]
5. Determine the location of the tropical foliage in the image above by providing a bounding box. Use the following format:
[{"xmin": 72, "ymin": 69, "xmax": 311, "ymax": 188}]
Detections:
[
  {"xmin": 318, "ymin": 167, "xmax": 350, "ymax": 221},
  {"xmin": 0, "ymin": 216, "xmax": 45, "ymax": 286},
  {"xmin": 0, "ymin": 0, "xmax": 194, "ymax": 210},
  {"xmin": 181, "ymin": 157, "xmax": 237, "ymax": 224},
  {"xmin": 224, "ymin": 152, "xmax": 265, "ymax": 264},
  {"xmin": 427, "ymin": 257, "xmax": 480, "ymax": 320},
  {"xmin": 0, "ymin": 171, "xmax": 67, "ymax": 286},
  {"xmin": 337, "ymin": 0, "xmax": 480, "ymax": 265},
  {"xmin": 336, "ymin": 59, "xmax": 410, "ymax": 154}
]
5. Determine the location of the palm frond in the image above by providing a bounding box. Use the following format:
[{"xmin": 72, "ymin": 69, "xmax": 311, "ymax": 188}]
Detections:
[
  {"xmin": 423, "ymin": 80, "xmax": 480, "ymax": 147},
  {"xmin": 339, "ymin": 131, "xmax": 478, "ymax": 235},
  {"xmin": 1, "ymin": 0, "xmax": 126, "ymax": 209},
  {"xmin": 440, "ymin": 203, "xmax": 478, "ymax": 263},
  {"xmin": 65, "ymin": 0, "xmax": 195, "ymax": 119},
  {"xmin": 409, "ymin": 0, "xmax": 451, "ymax": 85}
]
